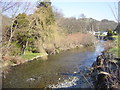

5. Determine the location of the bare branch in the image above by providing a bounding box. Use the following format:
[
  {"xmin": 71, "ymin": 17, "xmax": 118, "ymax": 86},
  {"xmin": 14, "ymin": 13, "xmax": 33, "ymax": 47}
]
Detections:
[{"xmin": 106, "ymin": 2, "xmax": 118, "ymax": 22}]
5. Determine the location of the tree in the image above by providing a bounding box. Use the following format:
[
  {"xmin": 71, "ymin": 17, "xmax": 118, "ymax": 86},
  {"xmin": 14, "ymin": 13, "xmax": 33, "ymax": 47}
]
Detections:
[
  {"xmin": 107, "ymin": 29, "xmax": 113, "ymax": 37},
  {"xmin": 12, "ymin": 13, "xmax": 30, "ymax": 55},
  {"xmin": 1, "ymin": 0, "xmax": 32, "ymax": 56},
  {"xmin": 36, "ymin": 0, "xmax": 51, "ymax": 8},
  {"xmin": 114, "ymin": 23, "xmax": 120, "ymax": 35},
  {"xmin": 28, "ymin": 0, "xmax": 56, "ymax": 53},
  {"xmin": 52, "ymin": 6, "xmax": 64, "ymax": 20}
]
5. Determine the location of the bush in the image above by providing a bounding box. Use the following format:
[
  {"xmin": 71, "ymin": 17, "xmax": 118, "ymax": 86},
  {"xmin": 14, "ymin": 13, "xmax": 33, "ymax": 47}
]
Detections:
[
  {"xmin": 107, "ymin": 29, "xmax": 113, "ymax": 37},
  {"xmin": 7, "ymin": 42, "xmax": 21, "ymax": 56}
]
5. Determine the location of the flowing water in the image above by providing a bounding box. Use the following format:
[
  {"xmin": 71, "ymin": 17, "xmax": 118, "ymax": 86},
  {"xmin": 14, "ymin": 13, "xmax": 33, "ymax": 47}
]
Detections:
[{"xmin": 2, "ymin": 41, "xmax": 104, "ymax": 88}]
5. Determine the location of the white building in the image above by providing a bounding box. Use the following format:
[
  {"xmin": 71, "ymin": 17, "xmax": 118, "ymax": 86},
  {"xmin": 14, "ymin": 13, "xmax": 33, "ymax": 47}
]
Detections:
[{"xmin": 102, "ymin": 32, "xmax": 107, "ymax": 36}]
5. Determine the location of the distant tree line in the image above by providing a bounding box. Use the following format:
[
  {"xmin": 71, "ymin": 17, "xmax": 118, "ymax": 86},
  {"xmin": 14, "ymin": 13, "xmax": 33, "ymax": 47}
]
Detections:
[{"xmin": 54, "ymin": 14, "xmax": 117, "ymax": 34}]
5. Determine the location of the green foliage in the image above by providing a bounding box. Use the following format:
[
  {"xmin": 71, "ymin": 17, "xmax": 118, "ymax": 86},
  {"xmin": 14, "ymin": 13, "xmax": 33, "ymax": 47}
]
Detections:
[
  {"xmin": 114, "ymin": 23, "xmax": 120, "ymax": 35},
  {"xmin": 30, "ymin": 0, "xmax": 56, "ymax": 47},
  {"xmin": 45, "ymin": 13, "xmax": 55, "ymax": 25},
  {"xmin": 36, "ymin": 0, "xmax": 51, "ymax": 8},
  {"xmin": 12, "ymin": 13, "xmax": 36, "ymax": 55},
  {"xmin": 13, "ymin": 13, "xmax": 29, "ymax": 28},
  {"xmin": 35, "ymin": 1, "xmax": 55, "ymax": 26},
  {"xmin": 107, "ymin": 29, "xmax": 113, "ymax": 37},
  {"xmin": 9, "ymin": 1, "xmax": 56, "ymax": 55},
  {"xmin": 109, "ymin": 36, "xmax": 120, "ymax": 58},
  {"xmin": 9, "ymin": 42, "xmax": 21, "ymax": 55}
]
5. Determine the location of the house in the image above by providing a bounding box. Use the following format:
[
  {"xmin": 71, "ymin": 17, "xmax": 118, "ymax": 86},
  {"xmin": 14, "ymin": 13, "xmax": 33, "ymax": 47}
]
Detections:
[
  {"xmin": 98, "ymin": 31, "xmax": 108, "ymax": 36},
  {"xmin": 88, "ymin": 31, "xmax": 108, "ymax": 36}
]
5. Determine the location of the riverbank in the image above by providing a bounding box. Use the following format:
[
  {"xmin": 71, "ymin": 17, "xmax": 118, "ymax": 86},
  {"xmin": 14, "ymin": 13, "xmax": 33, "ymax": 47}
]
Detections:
[
  {"xmin": 2, "ymin": 37, "xmax": 97, "ymax": 74},
  {"xmin": 88, "ymin": 38, "xmax": 120, "ymax": 89},
  {"xmin": 109, "ymin": 36, "xmax": 120, "ymax": 58},
  {"xmin": 2, "ymin": 41, "xmax": 103, "ymax": 88},
  {"xmin": 2, "ymin": 52, "xmax": 48, "ymax": 71},
  {"xmin": 4, "ymin": 40, "xmax": 118, "ymax": 89},
  {"xmin": 89, "ymin": 50, "xmax": 120, "ymax": 89}
]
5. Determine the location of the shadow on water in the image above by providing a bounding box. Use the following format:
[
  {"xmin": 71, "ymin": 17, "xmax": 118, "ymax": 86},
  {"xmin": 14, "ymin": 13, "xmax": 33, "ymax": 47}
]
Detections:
[{"xmin": 2, "ymin": 41, "xmax": 104, "ymax": 88}]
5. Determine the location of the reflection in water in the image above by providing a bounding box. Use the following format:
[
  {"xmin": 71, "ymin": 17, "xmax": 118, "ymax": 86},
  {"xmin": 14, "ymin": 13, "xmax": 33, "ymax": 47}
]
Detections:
[{"xmin": 3, "ymin": 41, "xmax": 104, "ymax": 88}]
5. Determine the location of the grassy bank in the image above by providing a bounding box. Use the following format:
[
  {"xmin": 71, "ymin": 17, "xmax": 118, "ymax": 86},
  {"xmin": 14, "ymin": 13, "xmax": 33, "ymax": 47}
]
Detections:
[
  {"xmin": 109, "ymin": 35, "xmax": 120, "ymax": 58},
  {"xmin": 2, "ymin": 52, "xmax": 48, "ymax": 70},
  {"xmin": 22, "ymin": 51, "xmax": 48, "ymax": 60}
]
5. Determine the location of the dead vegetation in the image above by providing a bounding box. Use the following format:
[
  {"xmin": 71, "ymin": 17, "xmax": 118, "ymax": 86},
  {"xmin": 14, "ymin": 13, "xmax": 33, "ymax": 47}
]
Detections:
[{"xmin": 90, "ymin": 51, "xmax": 120, "ymax": 89}]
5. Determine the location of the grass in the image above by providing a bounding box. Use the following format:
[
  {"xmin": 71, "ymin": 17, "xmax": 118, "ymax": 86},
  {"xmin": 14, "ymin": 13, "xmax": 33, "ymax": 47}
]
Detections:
[
  {"xmin": 109, "ymin": 47, "xmax": 119, "ymax": 58},
  {"xmin": 3, "ymin": 51, "xmax": 48, "ymax": 69},
  {"xmin": 22, "ymin": 51, "xmax": 47, "ymax": 60},
  {"xmin": 109, "ymin": 35, "xmax": 120, "ymax": 58}
]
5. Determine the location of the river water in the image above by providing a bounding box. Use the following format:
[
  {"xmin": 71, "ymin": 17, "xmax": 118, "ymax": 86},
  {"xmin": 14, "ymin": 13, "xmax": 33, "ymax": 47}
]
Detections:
[{"xmin": 2, "ymin": 41, "xmax": 104, "ymax": 88}]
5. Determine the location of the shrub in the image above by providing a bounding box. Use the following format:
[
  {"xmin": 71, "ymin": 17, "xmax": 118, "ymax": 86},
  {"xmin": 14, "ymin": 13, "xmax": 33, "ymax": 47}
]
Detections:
[{"xmin": 107, "ymin": 29, "xmax": 113, "ymax": 37}]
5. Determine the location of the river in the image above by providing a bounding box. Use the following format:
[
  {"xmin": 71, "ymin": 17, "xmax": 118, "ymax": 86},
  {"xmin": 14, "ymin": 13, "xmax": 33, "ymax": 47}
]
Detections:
[{"xmin": 2, "ymin": 41, "xmax": 104, "ymax": 88}]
